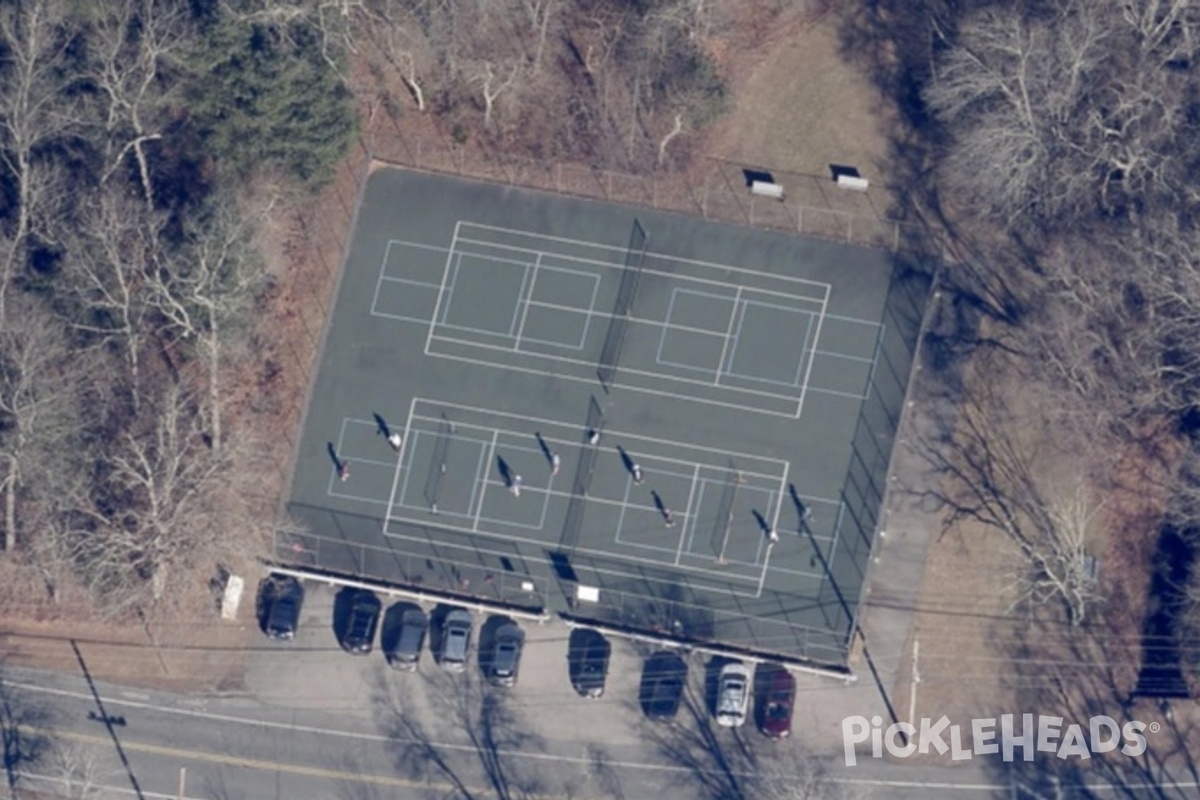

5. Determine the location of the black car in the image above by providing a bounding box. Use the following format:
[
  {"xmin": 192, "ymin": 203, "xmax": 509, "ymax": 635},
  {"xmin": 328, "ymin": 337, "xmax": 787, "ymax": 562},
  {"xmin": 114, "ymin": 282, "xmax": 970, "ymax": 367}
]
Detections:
[
  {"xmin": 262, "ymin": 577, "xmax": 304, "ymax": 640},
  {"xmin": 639, "ymin": 651, "xmax": 688, "ymax": 720},
  {"xmin": 567, "ymin": 628, "xmax": 611, "ymax": 698},
  {"xmin": 486, "ymin": 622, "xmax": 524, "ymax": 687},
  {"xmin": 340, "ymin": 590, "xmax": 382, "ymax": 654}
]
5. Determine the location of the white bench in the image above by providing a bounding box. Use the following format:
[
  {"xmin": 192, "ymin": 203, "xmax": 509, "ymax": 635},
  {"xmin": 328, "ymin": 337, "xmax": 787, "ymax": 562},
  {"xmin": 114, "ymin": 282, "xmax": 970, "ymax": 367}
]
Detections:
[
  {"xmin": 750, "ymin": 180, "xmax": 784, "ymax": 199},
  {"xmin": 836, "ymin": 174, "xmax": 870, "ymax": 191}
]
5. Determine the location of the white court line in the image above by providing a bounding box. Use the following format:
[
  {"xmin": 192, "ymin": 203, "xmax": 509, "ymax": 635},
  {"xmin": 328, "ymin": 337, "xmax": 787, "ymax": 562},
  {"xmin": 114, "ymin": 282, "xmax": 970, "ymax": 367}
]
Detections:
[
  {"xmin": 409, "ymin": 401, "xmax": 789, "ymax": 473},
  {"xmin": 456, "ymin": 222, "xmax": 832, "ymax": 291},
  {"xmin": 513, "ymin": 252, "xmax": 542, "ymax": 349},
  {"xmin": 370, "ymin": 239, "xmax": 395, "ymax": 318},
  {"xmin": 508, "ymin": 259, "xmax": 535, "ymax": 337},
  {"xmin": 788, "ymin": 311, "xmax": 818, "ymax": 387},
  {"xmin": 674, "ymin": 464, "xmax": 702, "ymax": 566},
  {"xmin": 429, "ymin": 333, "xmax": 800, "ymax": 405},
  {"xmin": 715, "ymin": 292, "xmax": 751, "ymax": 386},
  {"xmin": 381, "ymin": 399, "xmax": 417, "ymax": 536},
  {"xmin": 809, "ymin": 386, "xmax": 870, "ymax": 401},
  {"xmin": 713, "ymin": 286, "xmax": 743, "ymax": 387},
  {"xmin": 814, "ymin": 347, "xmax": 875, "ymax": 364},
  {"xmin": 427, "ymin": 348, "xmax": 800, "ymax": 415},
  {"xmin": 424, "ymin": 222, "xmax": 460, "ymax": 357},
  {"xmin": 380, "ymin": 521, "xmax": 782, "ymax": 591},
  {"xmin": 382, "ymin": 238, "xmax": 456, "ymax": 256},
  {"xmin": 456, "ymin": 234, "xmax": 829, "ymax": 304},
  {"xmin": 793, "ymin": 284, "xmax": 831, "ymax": 419},
  {"xmin": 380, "ymin": 233, "xmax": 878, "ymax": 324},
  {"xmin": 394, "ymin": 429, "xmax": 421, "ymax": 511},
  {"xmin": 378, "ymin": 275, "xmax": 443, "ymax": 289},
  {"xmin": 370, "ymin": 310, "xmax": 433, "ymax": 325},
  {"xmin": 613, "ymin": 473, "xmax": 633, "ymax": 545},
  {"xmin": 472, "ymin": 430, "xmax": 499, "ymax": 532},
  {"xmin": 824, "ymin": 311, "xmax": 884, "ymax": 328}
]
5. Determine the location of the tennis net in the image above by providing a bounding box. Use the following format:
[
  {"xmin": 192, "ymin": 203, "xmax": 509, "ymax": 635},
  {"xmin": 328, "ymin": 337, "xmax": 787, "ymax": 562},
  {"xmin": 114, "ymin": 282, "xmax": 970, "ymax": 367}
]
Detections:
[{"xmin": 596, "ymin": 219, "xmax": 649, "ymax": 392}]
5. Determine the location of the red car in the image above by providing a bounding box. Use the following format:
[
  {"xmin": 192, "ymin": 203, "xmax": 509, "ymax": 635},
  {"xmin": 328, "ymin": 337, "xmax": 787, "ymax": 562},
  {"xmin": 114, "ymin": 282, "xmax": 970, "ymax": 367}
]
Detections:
[{"xmin": 757, "ymin": 667, "xmax": 796, "ymax": 739}]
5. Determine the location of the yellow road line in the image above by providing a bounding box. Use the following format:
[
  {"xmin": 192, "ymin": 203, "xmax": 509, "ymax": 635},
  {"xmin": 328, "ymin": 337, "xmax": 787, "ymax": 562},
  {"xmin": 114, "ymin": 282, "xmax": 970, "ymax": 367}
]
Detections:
[{"xmin": 22, "ymin": 725, "xmax": 471, "ymax": 792}]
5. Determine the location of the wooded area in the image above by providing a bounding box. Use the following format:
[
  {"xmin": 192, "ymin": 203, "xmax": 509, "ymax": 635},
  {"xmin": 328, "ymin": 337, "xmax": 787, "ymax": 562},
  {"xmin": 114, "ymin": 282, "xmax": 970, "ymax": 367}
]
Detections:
[
  {"xmin": 869, "ymin": 0, "xmax": 1200, "ymax": 646},
  {"xmin": 0, "ymin": 0, "xmax": 358, "ymax": 618},
  {"xmin": 0, "ymin": 0, "xmax": 748, "ymax": 620}
]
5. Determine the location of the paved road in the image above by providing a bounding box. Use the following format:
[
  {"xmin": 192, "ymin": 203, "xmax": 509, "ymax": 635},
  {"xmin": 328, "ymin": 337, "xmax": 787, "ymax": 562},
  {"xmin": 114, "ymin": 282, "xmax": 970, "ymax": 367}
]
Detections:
[{"xmin": 4, "ymin": 649, "xmax": 1196, "ymax": 798}]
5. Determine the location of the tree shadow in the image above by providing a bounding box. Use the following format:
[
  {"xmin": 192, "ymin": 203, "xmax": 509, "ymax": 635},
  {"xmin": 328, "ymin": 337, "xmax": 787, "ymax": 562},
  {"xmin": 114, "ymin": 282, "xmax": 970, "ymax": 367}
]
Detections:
[
  {"xmin": 984, "ymin": 620, "xmax": 1200, "ymax": 799},
  {"xmin": 369, "ymin": 667, "xmax": 555, "ymax": 800}
]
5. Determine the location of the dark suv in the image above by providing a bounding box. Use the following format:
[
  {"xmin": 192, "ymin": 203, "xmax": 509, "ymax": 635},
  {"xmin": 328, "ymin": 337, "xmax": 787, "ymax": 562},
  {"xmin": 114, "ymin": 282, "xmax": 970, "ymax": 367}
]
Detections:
[
  {"xmin": 339, "ymin": 590, "xmax": 382, "ymax": 654},
  {"xmin": 262, "ymin": 577, "xmax": 304, "ymax": 640},
  {"xmin": 486, "ymin": 622, "xmax": 524, "ymax": 687},
  {"xmin": 640, "ymin": 651, "xmax": 688, "ymax": 721},
  {"xmin": 567, "ymin": 628, "xmax": 611, "ymax": 698}
]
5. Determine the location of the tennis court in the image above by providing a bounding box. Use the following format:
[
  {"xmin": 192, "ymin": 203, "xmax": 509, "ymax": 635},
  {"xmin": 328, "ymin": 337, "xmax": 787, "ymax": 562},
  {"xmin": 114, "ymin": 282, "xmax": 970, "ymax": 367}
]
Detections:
[{"xmin": 280, "ymin": 168, "xmax": 931, "ymax": 666}]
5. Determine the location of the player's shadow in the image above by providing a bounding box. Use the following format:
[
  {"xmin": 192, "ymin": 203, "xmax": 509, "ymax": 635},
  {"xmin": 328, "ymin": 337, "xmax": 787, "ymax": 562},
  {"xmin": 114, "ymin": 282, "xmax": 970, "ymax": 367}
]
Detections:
[
  {"xmin": 751, "ymin": 509, "xmax": 771, "ymax": 534},
  {"xmin": 787, "ymin": 484, "xmax": 814, "ymax": 529},
  {"xmin": 616, "ymin": 445, "xmax": 637, "ymax": 476},
  {"xmin": 535, "ymin": 432, "xmax": 554, "ymax": 465},
  {"xmin": 496, "ymin": 455, "xmax": 515, "ymax": 487},
  {"xmin": 373, "ymin": 413, "xmax": 392, "ymax": 438},
  {"xmin": 326, "ymin": 442, "xmax": 344, "ymax": 470}
]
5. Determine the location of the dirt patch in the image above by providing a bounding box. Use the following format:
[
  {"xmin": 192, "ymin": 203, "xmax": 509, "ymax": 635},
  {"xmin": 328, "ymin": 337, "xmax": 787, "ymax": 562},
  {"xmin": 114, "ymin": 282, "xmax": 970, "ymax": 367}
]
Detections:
[{"xmin": 702, "ymin": 6, "xmax": 893, "ymax": 204}]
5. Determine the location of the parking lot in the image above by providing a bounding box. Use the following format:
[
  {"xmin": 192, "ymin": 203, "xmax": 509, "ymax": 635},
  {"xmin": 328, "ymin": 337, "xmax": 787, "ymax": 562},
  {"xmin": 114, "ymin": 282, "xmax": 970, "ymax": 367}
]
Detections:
[{"xmin": 244, "ymin": 580, "xmax": 879, "ymax": 777}]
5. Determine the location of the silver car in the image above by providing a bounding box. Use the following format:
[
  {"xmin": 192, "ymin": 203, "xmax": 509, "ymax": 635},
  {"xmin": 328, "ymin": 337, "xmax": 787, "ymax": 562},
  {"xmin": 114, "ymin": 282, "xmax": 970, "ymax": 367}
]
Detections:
[
  {"xmin": 439, "ymin": 609, "xmax": 473, "ymax": 673},
  {"xmin": 715, "ymin": 662, "xmax": 750, "ymax": 728}
]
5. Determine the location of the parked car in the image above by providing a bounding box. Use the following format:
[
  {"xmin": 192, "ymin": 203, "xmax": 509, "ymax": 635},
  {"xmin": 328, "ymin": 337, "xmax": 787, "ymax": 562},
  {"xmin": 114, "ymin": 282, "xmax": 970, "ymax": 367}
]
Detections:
[
  {"xmin": 715, "ymin": 662, "xmax": 751, "ymax": 727},
  {"xmin": 640, "ymin": 651, "xmax": 688, "ymax": 721},
  {"xmin": 438, "ymin": 608, "xmax": 473, "ymax": 673},
  {"xmin": 339, "ymin": 590, "xmax": 381, "ymax": 654},
  {"xmin": 757, "ymin": 666, "xmax": 796, "ymax": 739},
  {"xmin": 486, "ymin": 622, "xmax": 524, "ymax": 687},
  {"xmin": 262, "ymin": 576, "xmax": 304, "ymax": 640},
  {"xmin": 385, "ymin": 606, "xmax": 428, "ymax": 672},
  {"xmin": 567, "ymin": 628, "xmax": 611, "ymax": 698}
]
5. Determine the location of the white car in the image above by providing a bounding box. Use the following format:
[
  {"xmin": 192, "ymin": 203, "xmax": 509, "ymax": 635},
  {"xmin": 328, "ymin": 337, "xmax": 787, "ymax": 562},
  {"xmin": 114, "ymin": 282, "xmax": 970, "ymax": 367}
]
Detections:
[{"xmin": 715, "ymin": 662, "xmax": 751, "ymax": 727}]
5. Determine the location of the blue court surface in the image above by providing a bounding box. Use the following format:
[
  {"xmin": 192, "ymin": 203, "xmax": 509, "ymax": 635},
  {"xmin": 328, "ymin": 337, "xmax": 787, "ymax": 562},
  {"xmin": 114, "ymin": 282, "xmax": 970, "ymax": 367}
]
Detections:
[{"xmin": 279, "ymin": 168, "xmax": 932, "ymax": 667}]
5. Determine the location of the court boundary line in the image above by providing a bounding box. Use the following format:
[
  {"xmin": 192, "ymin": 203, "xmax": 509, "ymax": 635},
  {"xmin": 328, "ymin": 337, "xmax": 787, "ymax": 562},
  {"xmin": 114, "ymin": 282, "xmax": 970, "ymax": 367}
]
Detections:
[
  {"xmin": 457, "ymin": 221, "xmax": 832, "ymax": 292},
  {"xmin": 793, "ymin": 282, "xmax": 830, "ymax": 419},
  {"xmin": 429, "ymin": 333, "xmax": 801, "ymax": 405},
  {"xmin": 374, "ymin": 236, "xmax": 888, "ymax": 330},
  {"xmin": 381, "ymin": 399, "xmax": 419, "ymax": 539},
  {"xmin": 424, "ymin": 222, "xmax": 461, "ymax": 357},
  {"xmin": 377, "ymin": 520, "xmax": 825, "ymax": 593},
  {"xmin": 409, "ymin": 399, "xmax": 790, "ymax": 472},
  {"xmin": 454, "ymin": 234, "xmax": 828, "ymax": 307}
]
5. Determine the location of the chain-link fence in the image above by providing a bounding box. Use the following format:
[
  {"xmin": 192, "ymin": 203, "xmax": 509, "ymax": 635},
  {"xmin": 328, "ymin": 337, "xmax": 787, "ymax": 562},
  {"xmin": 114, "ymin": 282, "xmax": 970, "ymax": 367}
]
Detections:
[{"xmin": 367, "ymin": 110, "xmax": 937, "ymax": 254}]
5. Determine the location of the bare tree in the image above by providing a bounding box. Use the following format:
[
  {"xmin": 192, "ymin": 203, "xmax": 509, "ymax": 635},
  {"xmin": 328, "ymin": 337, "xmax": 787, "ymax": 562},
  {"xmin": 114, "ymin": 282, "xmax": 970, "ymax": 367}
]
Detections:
[
  {"xmin": 925, "ymin": 0, "xmax": 1200, "ymax": 227},
  {"xmin": 70, "ymin": 381, "xmax": 266, "ymax": 614},
  {"xmin": 145, "ymin": 192, "xmax": 273, "ymax": 451},
  {"xmin": 89, "ymin": 0, "xmax": 193, "ymax": 206},
  {"xmin": 0, "ymin": 298, "xmax": 79, "ymax": 553},
  {"xmin": 61, "ymin": 189, "xmax": 165, "ymax": 407},
  {"xmin": 911, "ymin": 348, "xmax": 1110, "ymax": 626},
  {"xmin": 0, "ymin": 0, "xmax": 81, "ymax": 322}
]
